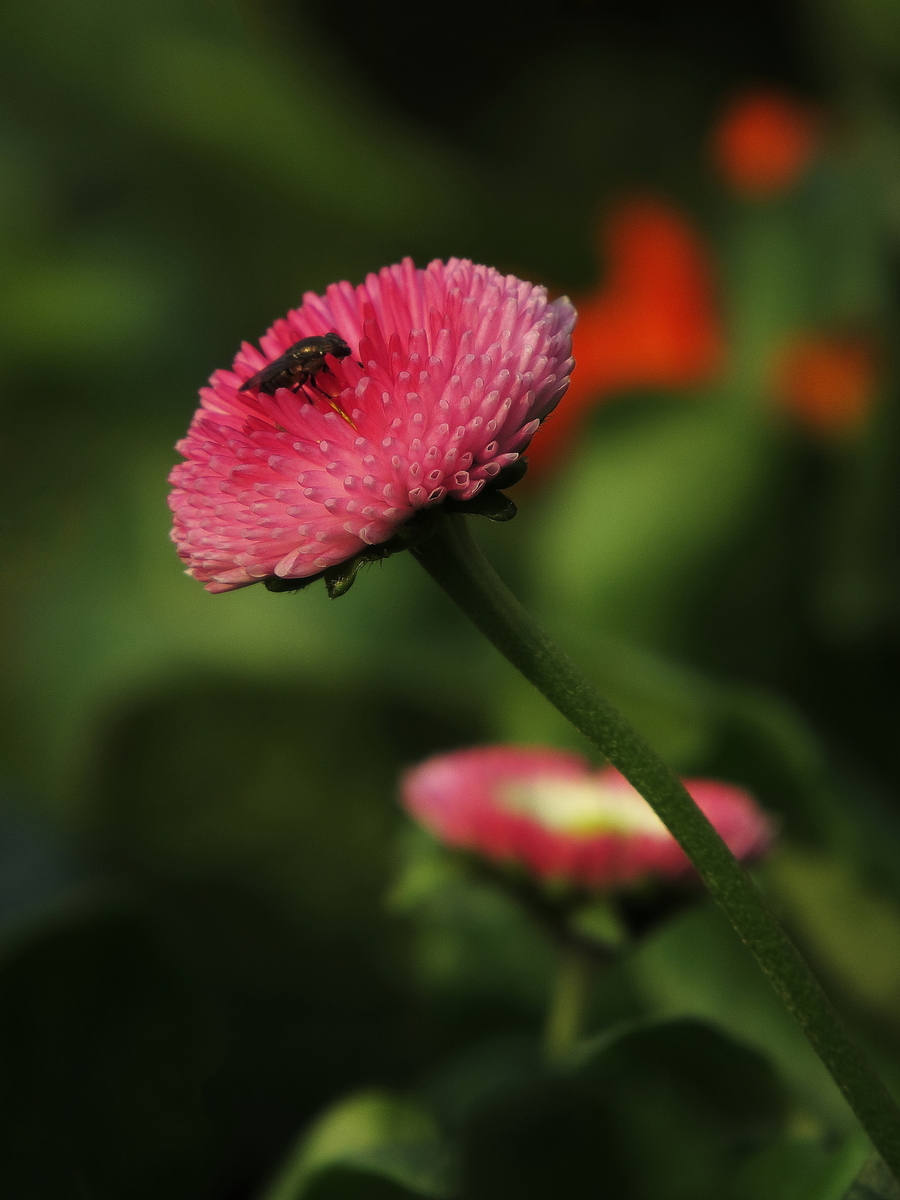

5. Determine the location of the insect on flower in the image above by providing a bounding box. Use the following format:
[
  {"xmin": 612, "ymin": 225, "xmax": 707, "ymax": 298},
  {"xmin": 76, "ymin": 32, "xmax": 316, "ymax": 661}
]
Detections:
[
  {"xmin": 169, "ymin": 258, "xmax": 575, "ymax": 594},
  {"xmin": 238, "ymin": 332, "xmax": 353, "ymax": 397}
]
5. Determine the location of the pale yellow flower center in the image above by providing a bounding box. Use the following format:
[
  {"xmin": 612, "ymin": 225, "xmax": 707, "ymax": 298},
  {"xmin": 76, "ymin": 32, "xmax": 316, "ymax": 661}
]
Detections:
[{"xmin": 499, "ymin": 777, "xmax": 668, "ymax": 838}]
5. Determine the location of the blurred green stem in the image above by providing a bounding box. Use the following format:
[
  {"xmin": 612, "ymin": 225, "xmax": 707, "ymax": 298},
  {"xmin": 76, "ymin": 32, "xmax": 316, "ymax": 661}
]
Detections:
[
  {"xmin": 544, "ymin": 946, "xmax": 595, "ymax": 1064},
  {"xmin": 413, "ymin": 513, "xmax": 900, "ymax": 1182}
]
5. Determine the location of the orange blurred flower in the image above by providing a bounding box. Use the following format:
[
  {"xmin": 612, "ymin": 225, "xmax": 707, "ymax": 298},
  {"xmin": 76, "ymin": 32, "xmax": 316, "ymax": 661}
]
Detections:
[
  {"xmin": 528, "ymin": 197, "xmax": 723, "ymax": 475},
  {"xmin": 710, "ymin": 89, "xmax": 818, "ymax": 198},
  {"xmin": 774, "ymin": 334, "xmax": 878, "ymax": 436}
]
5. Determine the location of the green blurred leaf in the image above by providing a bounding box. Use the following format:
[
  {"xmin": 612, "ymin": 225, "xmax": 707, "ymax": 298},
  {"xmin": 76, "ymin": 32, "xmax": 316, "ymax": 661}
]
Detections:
[
  {"xmin": 0, "ymin": 253, "xmax": 169, "ymax": 357},
  {"xmin": 731, "ymin": 1128, "xmax": 870, "ymax": 1200},
  {"xmin": 463, "ymin": 1017, "xmax": 787, "ymax": 1200},
  {"xmin": 259, "ymin": 1090, "xmax": 457, "ymax": 1200},
  {"xmin": 0, "ymin": 0, "xmax": 474, "ymax": 246},
  {"xmin": 635, "ymin": 904, "xmax": 852, "ymax": 1127},
  {"xmin": 767, "ymin": 846, "xmax": 900, "ymax": 1019},
  {"xmin": 388, "ymin": 829, "xmax": 555, "ymax": 1011},
  {"xmin": 419, "ymin": 1034, "xmax": 543, "ymax": 1135},
  {"xmin": 534, "ymin": 401, "xmax": 773, "ymax": 646},
  {"xmin": 131, "ymin": 29, "xmax": 472, "ymax": 240},
  {"xmin": 842, "ymin": 1154, "xmax": 900, "ymax": 1200},
  {"xmin": 825, "ymin": 0, "xmax": 900, "ymax": 68},
  {"xmin": 574, "ymin": 1017, "xmax": 788, "ymax": 1145}
]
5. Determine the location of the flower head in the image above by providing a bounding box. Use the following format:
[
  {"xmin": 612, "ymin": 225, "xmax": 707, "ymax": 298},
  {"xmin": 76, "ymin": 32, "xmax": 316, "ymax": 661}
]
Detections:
[
  {"xmin": 402, "ymin": 745, "xmax": 772, "ymax": 892},
  {"xmin": 710, "ymin": 89, "xmax": 818, "ymax": 198},
  {"xmin": 169, "ymin": 258, "xmax": 575, "ymax": 593}
]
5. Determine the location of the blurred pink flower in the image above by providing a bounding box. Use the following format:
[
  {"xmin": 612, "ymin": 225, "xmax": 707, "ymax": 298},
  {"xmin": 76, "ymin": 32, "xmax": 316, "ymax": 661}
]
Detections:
[
  {"xmin": 402, "ymin": 745, "xmax": 773, "ymax": 891},
  {"xmin": 169, "ymin": 258, "xmax": 575, "ymax": 593}
]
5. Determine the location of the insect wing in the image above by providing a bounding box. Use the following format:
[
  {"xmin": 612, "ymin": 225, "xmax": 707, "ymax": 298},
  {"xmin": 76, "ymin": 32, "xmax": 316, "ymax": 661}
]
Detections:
[{"xmin": 238, "ymin": 352, "xmax": 293, "ymax": 393}]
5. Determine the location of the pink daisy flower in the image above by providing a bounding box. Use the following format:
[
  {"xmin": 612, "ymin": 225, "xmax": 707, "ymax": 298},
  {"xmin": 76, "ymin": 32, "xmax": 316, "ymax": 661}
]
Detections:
[
  {"xmin": 401, "ymin": 745, "xmax": 773, "ymax": 892},
  {"xmin": 168, "ymin": 258, "xmax": 576, "ymax": 594}
]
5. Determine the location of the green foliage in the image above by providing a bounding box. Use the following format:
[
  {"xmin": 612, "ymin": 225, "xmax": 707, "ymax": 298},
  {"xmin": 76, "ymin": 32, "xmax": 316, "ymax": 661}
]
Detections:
[
  {"xmin": 533, "ymin": 400, "xmax": 774, "ymax": 648},
  {"xmin": 259, "ymin": 1090, "xmax": 456, "ymax": 1200},
  {"xmin": 842, "ymin": 1155, "xmax": 900, "ymax": 1200},
  {"xmin": 439, "ymin": 1017, "xmax": 788, "ymax": 1200},
  {"xmin": 388, "ymin": 830, "xmax": 557, "ymax": 1012},
  {"xmin": 731, "ymin": 1130, "xmax": 870, "ymax": 1200},
  {"xmin": 768, "ymin": 847, "xmax": 900, "ymax": 1018},
  {"xmin": 636, "ymin": 902, "xmax": 851, "ymax": 1125}
]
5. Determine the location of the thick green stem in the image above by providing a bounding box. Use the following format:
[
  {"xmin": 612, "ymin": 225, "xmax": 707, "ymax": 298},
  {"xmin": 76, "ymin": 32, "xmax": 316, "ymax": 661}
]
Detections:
[
  {"xmin": 413, "ymin": 514, "xmax": 900, "ymax": 1180},
  {"xmin": 544, "ymin": 946, "xmax": 596, "ymax": 1064}
]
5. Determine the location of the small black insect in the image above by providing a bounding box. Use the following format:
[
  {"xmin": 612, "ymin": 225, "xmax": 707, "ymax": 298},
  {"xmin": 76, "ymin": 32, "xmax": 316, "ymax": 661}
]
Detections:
[{"xmin": 239, "ymin": 332, "xmax": 353, "ymax": 397}]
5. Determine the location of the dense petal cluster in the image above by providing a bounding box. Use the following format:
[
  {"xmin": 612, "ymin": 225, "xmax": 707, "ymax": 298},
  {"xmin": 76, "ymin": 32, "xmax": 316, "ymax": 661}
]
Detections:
[
  {"xmin": 169, "ymin": 258, "xmax": 576, "ymax": 592},
  {"xmin": 402, "ymin": 745, "xmax": 773, "ymax": 892}
]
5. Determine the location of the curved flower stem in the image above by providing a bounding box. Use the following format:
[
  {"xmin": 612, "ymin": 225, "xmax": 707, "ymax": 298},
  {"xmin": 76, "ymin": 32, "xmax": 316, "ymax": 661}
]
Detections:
[
  {"xmin": 413, "ymin": 513, "xmax": 900, "ymax": 1181},
  {"xmin": 544, "ymin": 946, "xmax": 596, "ymax": 1064}
]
